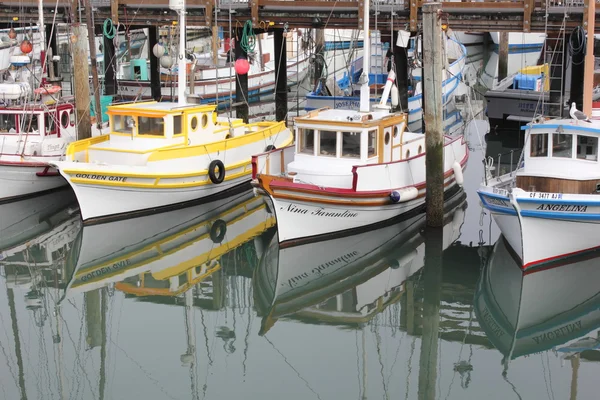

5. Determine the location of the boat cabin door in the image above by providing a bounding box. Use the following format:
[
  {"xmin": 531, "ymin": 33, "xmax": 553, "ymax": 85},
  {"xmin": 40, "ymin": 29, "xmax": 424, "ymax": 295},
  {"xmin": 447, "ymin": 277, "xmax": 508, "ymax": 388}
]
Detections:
[{"xmin": 383, "ymin": 126, "xmax": 393, "ymax": 162}]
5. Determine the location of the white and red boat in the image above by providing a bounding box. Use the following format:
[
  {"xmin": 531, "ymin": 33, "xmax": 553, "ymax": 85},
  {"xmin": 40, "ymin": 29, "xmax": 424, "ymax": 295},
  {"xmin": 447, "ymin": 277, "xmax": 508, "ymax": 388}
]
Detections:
[{"xmin": 251, "ymin": 1, "xmax": 468, "ymax": 247}]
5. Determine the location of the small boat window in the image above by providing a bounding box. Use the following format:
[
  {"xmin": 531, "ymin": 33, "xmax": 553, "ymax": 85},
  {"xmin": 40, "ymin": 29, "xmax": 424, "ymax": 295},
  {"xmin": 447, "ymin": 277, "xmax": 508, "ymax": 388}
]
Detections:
[
  {"xmin": 113, "ymin": 115, "xmax": 134, "ymax": 134},
  {"xmin": 393, "ymin": 126, "xmax": 399, "ymax": 138},
  {"xmin": 138, "ymin": 116, "xmax": 164, "ymax": 136},
  {"xmin": 530, "ymin": 133, "xmax": 548, "ymax": 157},
  {"xmin": 21, "ymin": 114, "xmax": 39, "ymax": 133},
  {"xmin": 341, "ymin": 131, "xmax": 360, "ymax": 158},
  {"xmin": 0, "ymin": 114, "xmax": 17, "ymax": 133},
  {"xmin": 319, "ymin": 130, "xmax": 337, "ymax": 156},
  {"xmin": 202, "ymin": 114, "xmax": 208, "ymax": 128},
  {"xmin": 552, "ymin": 133, "xmax": 572, "ymax": 158},
  {"xmin": 61, "ymin": 111, "xmax": 69, "ymax": 128},
  {"xmin": 173, "ymin": 115, "xmax": 182, "ymax": 135},
  {"xmin": 45, "ymin": 113, "xmax": 55, "ymax": 135},
  {"xmin": 406, "ymin": 149, "xmax": 411, "ymax": 159},
  {"xmin": 368, "ymin": 129, "xmax": 377, "ymax": 157},
  {"xmin": 384, "ymin": 131, "xmax": 390, "ymax": 145},
  {"xmin": 299, "ymin": 128, "xmax": 315, "ymax": 154},
  {"xmin": 576, "ymin": 135, "xmax": 598, "ymax": 161},
  {"xmin": 191, "ymin": 116, "xmax": 198, "ymax": 131}
]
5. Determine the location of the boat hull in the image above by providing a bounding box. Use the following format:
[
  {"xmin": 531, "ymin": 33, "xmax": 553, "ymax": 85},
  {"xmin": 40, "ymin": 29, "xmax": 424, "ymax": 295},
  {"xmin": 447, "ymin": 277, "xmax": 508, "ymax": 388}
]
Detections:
[
  {"xmin": 0, "ymin": 163, "xmax": 66, "ymax": 201},
  {"xmin": 478, "ymin": 188, "xmax": 600, "ymax": 270}
]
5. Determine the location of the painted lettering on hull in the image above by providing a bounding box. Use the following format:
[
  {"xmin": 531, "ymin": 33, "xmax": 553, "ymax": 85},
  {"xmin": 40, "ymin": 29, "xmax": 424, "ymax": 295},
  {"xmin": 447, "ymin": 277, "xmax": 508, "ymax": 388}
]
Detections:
[
  {"xmin": 485, "ymin": 197, "xmax": 510, "ymax": 207},
  {"xmin": 531, "ymin": 320, "xmax": 582, "ymax": 344},
  {"xmin": 75, "ymin": 173, "xmax": 128, "ymax": 182},
  {"xmin": 286, "ymin": 251, "xmax": 360, "ymax": 288},
  {"xmin": 284, "ymin": 204, "xmax": 358, "ymax": 218},
  {"xmin": 536, "ymin": 204, "xmax": 588, "ymax": 212},
  {"xmin": 79, "ymin": 259, "xmax": 132, "ymax": 283},
  {"xmin": 480, "ymin": 307, "xmax": 505, "ymax": 338}
]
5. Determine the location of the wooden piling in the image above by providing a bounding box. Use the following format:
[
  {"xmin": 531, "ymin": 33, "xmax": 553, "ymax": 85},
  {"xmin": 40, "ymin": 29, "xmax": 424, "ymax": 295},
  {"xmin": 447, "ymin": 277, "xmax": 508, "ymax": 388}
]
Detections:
[
  {"xmin": 148, "ymin": 26, "xmax": 162, "ymax": 100},
  {"xmin": 313, "ymin": 29, "xmax": 325, "ymax": 90},
  {"xmin": 234, "ymin": 27, "xmax": 250, "ymax": 123},
  {"xmin": 274, "ymin": 28, "xmax": 288, "ymax": 122},
  {"xmin": 71, "ymin": 0, "xmax": 92, "ymax": 140},
  {"xmin": 583, "ymin": 0, "xmax": 595, "ymax": 116},
  {"xmin": 423, "ymin": 3, "xmax": 444, "ymax": 227},
  {"xmin": 84, "ymin": 0, "xmax": 102, "ymax": 129},
  {"xmin": 498, "ymin": 31, "xmax": 509, "ymax": 81}
]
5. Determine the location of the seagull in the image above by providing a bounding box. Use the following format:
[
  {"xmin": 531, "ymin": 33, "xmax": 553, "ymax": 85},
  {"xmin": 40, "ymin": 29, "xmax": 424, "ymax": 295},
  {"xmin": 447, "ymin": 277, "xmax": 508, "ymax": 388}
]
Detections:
[{"xmin": 570, "ymin": 102, "xmax": 591, "ymax": 123}]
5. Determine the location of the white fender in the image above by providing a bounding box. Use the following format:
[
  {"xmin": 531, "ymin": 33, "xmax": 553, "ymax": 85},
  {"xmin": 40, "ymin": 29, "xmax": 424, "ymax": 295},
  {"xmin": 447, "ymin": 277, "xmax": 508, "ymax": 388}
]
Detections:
[
  {"xmin": 391, "ymin": 84, "xmax": 399, "ymax": 107},
  {"xmin": 452, "ymin": 160, "xmax": 464, "ymax": 187},
  {"xmin": 390, "ymin": 186, "xmax": 419, "ymax": 203}
]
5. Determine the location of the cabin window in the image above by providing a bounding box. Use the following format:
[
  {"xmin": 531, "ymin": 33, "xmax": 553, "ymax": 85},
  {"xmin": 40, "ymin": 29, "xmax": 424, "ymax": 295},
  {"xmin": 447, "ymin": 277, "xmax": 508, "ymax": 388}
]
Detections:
[
  {"xmin": 576, "ymin": 135, "xmax": 598, "ymax": 161},
  {"xmin": 138, "ymin": 116, "xmax": 164, "ymax": 136},
  {"xmin": 61, "ymin": 111, "xmax": 69, "ymax": 128},
  {"xmin": 173, "ymin": 115, "xmax": 182, "ymax": 135},
  {"xmin": 0, "ymin": 114, "xmax": 17, "ymax": 133},
  {"xmin": 191, "ymin": 116, "xmax": 198, "ymax": 131},
  {"xmin": 552, "ymin": 133, "xmax": 572, "ymax": 158},
  {"xmin": 368, "ymin": 129, "xmax": 377, "ymax": 157},
  {"xmin": 299, "ymin": 128, "xmax": 315, "ymax": 154},
  {"xmin": 406, "ymin": 149, "xmax": 411, "ymax": 159},
  {"xmin": 22, "ymin": 114, "xmax": 39, "ymax": 133},
  {"xmin": 319, "ymin": 130, "xmax": 337, "ymax": 156},
  {"xmin": 393, "ymin": 126, "xmax": 399, "ymax": 138},
  {"xmin": 69, "ymin": 110, "xmax": 75, "ymax": 126},
  {"xmin": 418, "ymin": 145, "xmax": 423, "ymax": 154},
  {"xmin": 202, "ymin": 114, "xmax": 208, "ymax": 128},
  {"xmin": 341, "ymin": 131, "xmax": 360, "ymax": 158},
  {"xmin": 384, "ymin": 131, "xmax": 390, "ymax": 145},
  {"xmin": 113, "ymin": 115, "xmax": 134, "ymax": 134},
  {"xmin": 530, "ymin": 133, "xmax": 548, "ymax": 157},
  {"xmin": 45, "ymin": 113, "xmax": 55, "ymax": 135}
]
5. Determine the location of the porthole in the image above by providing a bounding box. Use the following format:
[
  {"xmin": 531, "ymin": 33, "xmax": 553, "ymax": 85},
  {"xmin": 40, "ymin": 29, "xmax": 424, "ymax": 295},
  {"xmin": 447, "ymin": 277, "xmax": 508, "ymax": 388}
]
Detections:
[
  {"xmin": 202, "ymin": 114, "xmax": 208, "ymax": 128},
  {"xmin": 61, "ymin": 111, "xmax": 69, "ymax": 128},
  {"xmin": 69, "ymin": 110, "xmax": 75, "ymax": 126},
  {"xmin": 418, "ymin": 145, "xmax": 422, "ymax": 154},
  {"xmin": 406, "ymin": 149, "xmax": 411, "ymax": 159},
  {"xmin": 384, "ymin": 131, "xmax": 390, "ymax": 145},
  {"xmin": 191, "ymin": 116, "xmax": 198, "ymax": 131},
  {"xmin": 393, "ymin": 126, "xmax": 399, "ymax": 138}
]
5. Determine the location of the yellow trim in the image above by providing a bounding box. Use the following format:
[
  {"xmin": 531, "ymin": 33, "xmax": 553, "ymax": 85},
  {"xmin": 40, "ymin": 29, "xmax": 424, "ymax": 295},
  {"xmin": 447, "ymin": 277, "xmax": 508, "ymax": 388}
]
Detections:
[
  {"xmin": 107, "ymin": 101, "xmax": 215, "ymax": 116},
  {"xmin": 90, "ymin": 142, "xmax": 182, "ymax": 154},
  {"xmin": 66, "ymin": 135, "xmax": 109, "ymax": 160},
  {"xmin": 147, "ymin": 121, "xmax": 290, "ymax": 162}
]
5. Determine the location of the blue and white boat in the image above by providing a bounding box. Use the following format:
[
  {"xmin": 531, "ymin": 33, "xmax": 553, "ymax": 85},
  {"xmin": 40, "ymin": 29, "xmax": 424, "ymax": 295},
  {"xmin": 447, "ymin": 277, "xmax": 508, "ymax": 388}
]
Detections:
[
  {"xmin": 305, "ymin": 34, "xmax": 467, "ymax": 134},
  {"xmin": 478, "ymin": 114, "xmax": 600, "ymax": 271}
]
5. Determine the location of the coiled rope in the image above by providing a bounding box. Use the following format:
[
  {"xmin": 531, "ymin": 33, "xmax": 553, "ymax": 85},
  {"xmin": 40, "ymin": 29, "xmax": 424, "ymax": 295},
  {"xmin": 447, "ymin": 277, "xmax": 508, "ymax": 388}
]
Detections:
[
  {"xmin": 240, "ymin": 20, "xmax": 256, "ymax": 54},
  {"xmin": 103, "ymin": 19, "xmax": 116, "ymax": 39}
]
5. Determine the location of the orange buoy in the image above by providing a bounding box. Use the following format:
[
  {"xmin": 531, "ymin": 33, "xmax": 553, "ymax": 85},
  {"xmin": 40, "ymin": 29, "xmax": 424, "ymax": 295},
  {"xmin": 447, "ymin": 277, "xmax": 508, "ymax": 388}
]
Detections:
[
  {"xmin": 8, "ymin": 28, "xmax": 16, "ymax": 39},
  {"xmin": 20, "ymin": 39, "xmax": 32, "ymax": 54}
]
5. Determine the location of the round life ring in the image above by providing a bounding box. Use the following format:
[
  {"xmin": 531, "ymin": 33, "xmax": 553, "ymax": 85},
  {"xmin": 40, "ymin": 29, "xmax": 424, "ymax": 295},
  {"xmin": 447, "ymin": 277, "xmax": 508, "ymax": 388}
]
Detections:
[
  {"xmin": 210, "ymin": 219, "xmax": 227, "ymax": 243},
  {"xmin": 208, "ymin": 159, "xmax": 225, "ymax": 184},
  {"xmin": 34, "ymin": 85, "xmax": 61, "ymax": 95},
  {"xmin": 265, "ymin": 144, "xmax": 276, "ymax": 152}
]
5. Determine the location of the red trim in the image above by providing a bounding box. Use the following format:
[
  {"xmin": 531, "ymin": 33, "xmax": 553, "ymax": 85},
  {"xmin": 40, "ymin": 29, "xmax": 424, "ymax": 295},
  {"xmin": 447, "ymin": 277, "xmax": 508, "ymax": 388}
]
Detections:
[
  {"xmin": 523, "ymin": 243, "xmax": 600, "ymax": 273},
  {"xmin": 252, "ymin": 155, "xmax": 258, "ymax": 179},
  {"xmin": 35, "ymin": 165, "xmax": 59, "ymax": 177},
  {"xmin": 0, "ymin": 160, "xmax": 48, "ymax": 167}
]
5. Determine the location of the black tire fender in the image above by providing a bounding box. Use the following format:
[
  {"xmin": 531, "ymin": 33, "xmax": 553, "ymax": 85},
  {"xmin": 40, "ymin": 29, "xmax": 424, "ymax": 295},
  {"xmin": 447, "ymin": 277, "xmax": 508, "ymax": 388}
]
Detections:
[
  {"xmin": 208, "ymin": 159, "xmax": 225, "ymax": 184},
  {"xmin": 210, "ymin": 219, "xmax": 227, "ymax": 243},
  {"xmin": 265, "ymin": 144, "xmax": 276, "ymax": 152}
]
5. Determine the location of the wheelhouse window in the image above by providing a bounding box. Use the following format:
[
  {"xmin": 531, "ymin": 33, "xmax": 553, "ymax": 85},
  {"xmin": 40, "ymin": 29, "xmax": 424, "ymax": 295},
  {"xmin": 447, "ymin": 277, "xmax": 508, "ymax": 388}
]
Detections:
[
  {"xmin": 552, "ymin": 133, "xmax": 572, "ymax": 158},
  {"xmin": 173, "ymin": 115, "xmax": 182, "ymax": 135},
  {"xmin": 577, "ymin": 135, "xmax": 598, "ymax": 161},
  {"xmin": 138, "ymin": 116, "xmax": 164, "ymax": 136},
  {"xmin": 299, "ymin": 128, "xmax": 315, "ymax": 154},
  {"xmin": 0, "ymin": 114, "xmax": 17, "ymax": 133},
  {"xmin": 45, "ymin": 113, "xmax": 55, "ymax": 135},
  {"xmin": 21, "ymin": 114, "xmax": 39, "ymax": 133},
  {"xmin": 319, "ymin": 130, "xmax": 337, "ymax": 157},
  {"xmin": 341, "ymin": 131, "xmax": 361, "ymax": 158},
  {"xmin": 530, "ymin": 133, "xmax": 548, "ymax": 157},
  {"xmin": 367, "ymin": 129, "xmax": 377, "ymax": 158},
  {"xmin": 113, "ymin": 115, "xmax": 134, "ymax": 134}
]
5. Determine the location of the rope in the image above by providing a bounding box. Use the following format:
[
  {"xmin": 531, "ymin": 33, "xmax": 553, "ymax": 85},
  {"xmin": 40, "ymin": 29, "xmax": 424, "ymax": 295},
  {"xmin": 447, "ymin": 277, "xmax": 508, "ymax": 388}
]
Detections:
[
  {"xmin": 240, "ymin": 20, "xmax": 256, "ymax": 54},
  {"xmin": 103, "ymin": 19, "xmax": 116, "ymax": 39},
  {"xmin": 568, "ymin": 26, "xmax": 586, "ymax": 65}
]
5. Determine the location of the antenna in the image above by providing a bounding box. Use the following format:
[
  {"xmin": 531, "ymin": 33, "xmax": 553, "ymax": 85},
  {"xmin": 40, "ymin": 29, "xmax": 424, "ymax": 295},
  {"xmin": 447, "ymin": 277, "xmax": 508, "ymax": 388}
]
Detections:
[
  {"xmin": 359, "ymin": 0, "xmax": 370, "ymax": 113},
  {"xmin": 170, "ymin": 0, "xmax": 186, "ymax": 105}
]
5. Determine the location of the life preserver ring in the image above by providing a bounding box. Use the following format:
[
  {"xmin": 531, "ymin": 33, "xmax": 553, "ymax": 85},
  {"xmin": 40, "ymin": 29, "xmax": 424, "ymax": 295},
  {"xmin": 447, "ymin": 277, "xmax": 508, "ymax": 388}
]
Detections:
[
  {"xmin": 210, "ymin": 219, "xmax": 227, "ymax": 243},
  {"xmin": 208, "ymin": 159, "xmax": 225, "ymax": 184},
  {"xmin": 265, "ymin": 144, "xmax": 276, "ymax": 152},
  {"xmin": 34, "ymin": 85, "xmax": 61, "ymax": 95}
]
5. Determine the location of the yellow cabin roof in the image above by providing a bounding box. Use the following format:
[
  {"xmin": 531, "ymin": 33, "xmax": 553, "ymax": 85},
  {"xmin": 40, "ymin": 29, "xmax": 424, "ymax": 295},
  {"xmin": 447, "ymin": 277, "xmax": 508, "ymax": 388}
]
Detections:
[{"xmin": 107, "ymin": 101, "xmax": 216, "ymax": 116}]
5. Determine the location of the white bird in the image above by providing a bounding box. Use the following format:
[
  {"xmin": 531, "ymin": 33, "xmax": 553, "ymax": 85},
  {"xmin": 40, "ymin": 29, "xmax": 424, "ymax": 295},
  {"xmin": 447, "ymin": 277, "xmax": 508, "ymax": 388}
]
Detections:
[{"xmin": 570, "ymin": 102, "xmax": 591, "ymax": 123}]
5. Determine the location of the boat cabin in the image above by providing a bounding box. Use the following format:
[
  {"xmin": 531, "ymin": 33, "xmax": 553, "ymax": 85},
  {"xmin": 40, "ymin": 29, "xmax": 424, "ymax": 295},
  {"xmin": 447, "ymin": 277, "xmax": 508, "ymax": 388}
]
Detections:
[
  {"xmin": 0, "ymin": 106, "xmax": 75, "ymax": 137},
  {"xmin": 289, "ymin": 108, "xmax": 418, "ymax": 187},
  {"xmin": 518, "ymin": 122, "xmax": 600, "ymax": 193}
]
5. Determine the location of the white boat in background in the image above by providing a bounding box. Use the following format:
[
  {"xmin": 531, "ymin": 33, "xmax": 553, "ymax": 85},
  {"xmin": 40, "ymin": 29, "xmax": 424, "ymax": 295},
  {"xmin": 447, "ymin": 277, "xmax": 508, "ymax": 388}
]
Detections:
[
  {"xmin": 452, "ymin": 31, "xmax": 486, "ymax": 46},
  {"xmin": 478, "ymin": 112, "xmax": 600, "ymax": 270},
  {"xmin": 49, "ymin": 0, "xmax": 293, "ymax": 224},
  {"xmin": 475, "ymin": 236, "xmax": 600, "ymax": 364},
  {"xmin": 489, "ymin": 32, "xmax": 546, "ymax": 52},
  {"xmin": 62, "ymin": 188, "xmax": 274, "ymax": 300},
  {"xmin": 252, "ymin": 0, "xmax": 468, "ymax": 247},
  {"xmin": 0, "ymin": 26, "xmax": 41, "ymax": 71},
  {"xmin": 254, "ymin": 190, "xmax": 466, "ymax": 332}
]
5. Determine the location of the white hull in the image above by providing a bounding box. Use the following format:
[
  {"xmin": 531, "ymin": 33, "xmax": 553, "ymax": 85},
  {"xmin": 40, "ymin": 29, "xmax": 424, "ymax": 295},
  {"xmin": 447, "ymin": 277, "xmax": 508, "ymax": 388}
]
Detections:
[
  {"xmin": 0, "ymin": 164, "xmax": 66, "ymax": 201},
  {"xmin": 489, "ymin": 32, "xmax": 546, "ymax": 49},
  {"xmin": 270, "ymin": 195, "xmax": 424, "ymax": 245},
  {"xmin": 478, "ymin": 187, "xmax": 600, "ymax": 269},
  {"xmin": 59, "ymin": 170, "xmax": 248, "ymax": 223},
  {"xmin": 452, "ymin": 32, "xmax": 486, "ymax": 45}
]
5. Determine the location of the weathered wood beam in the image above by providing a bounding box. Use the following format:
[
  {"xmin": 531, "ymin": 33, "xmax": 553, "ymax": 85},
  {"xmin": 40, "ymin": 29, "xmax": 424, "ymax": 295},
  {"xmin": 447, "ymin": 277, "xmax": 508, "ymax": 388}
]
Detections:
[{"xmin": 523, "ymin": 0, "xmax": 534, "ymax": 32}]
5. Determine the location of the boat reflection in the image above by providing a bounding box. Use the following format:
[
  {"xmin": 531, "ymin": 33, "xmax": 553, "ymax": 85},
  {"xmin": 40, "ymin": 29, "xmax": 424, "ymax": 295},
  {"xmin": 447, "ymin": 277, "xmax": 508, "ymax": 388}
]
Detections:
[
  {"xmin": 475, "ymin": 236, "xmax": 600, "ymax": 365},
  {"xmin": 63, "ymin": 189, "xmax": 275, "ymax": 301},
  {"xmin": 254, "ymin": 190, "xmax": 467, "ymax": 333}
]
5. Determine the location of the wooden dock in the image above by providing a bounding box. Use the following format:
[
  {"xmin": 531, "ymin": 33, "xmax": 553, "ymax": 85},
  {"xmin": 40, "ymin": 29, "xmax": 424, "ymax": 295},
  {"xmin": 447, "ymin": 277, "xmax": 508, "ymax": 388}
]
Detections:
[{"xmin": 0, "ymin": 0, "xmax": 598, "ymax": 33}]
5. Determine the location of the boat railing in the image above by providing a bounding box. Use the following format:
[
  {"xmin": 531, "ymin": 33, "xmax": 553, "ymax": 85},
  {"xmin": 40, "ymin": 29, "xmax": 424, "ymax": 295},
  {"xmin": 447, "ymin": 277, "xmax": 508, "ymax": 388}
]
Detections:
[
  {"xmin": 251, "ymin": 144, "xmax": 295, "ymax": 179},
  {"xmin": 483, "ymin": 149, "xmax": 523, "ymax": 184}
]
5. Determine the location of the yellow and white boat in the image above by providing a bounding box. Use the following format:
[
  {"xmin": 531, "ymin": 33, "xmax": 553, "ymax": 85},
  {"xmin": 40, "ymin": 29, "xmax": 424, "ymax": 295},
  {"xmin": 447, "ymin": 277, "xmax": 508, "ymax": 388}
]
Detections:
[{"xmin": 49, "ymin": 0, "xmax": 292, "ymax": 224}]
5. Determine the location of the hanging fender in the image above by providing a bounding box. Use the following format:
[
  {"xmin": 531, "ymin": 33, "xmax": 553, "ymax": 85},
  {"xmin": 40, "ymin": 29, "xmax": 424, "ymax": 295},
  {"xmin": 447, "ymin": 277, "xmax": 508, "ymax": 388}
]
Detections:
[
  {"xmin": 210, "ymin": 219, "xmax": 227, "ymax": 243},
  {"xmin": 208, "ymin": 159, "xmax": 225, "ymax": 184},
  {"xmin": 452, "ymin": 160, "xmax": 464, "ymax": 187},
  {"xmin": 265, "ymin": 144, "xmax": 276, "ymax": 152}
]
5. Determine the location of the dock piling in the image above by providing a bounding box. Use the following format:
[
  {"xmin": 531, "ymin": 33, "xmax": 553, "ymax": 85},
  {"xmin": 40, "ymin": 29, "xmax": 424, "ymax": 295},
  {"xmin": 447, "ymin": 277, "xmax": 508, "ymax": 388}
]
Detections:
[
  {"xmin": 235, "ymin": 27, "xmax": 250, "ymax": 123},
  {"xmin": 274, "ymin": 28, "xmax": 288, "ymax": 122},
  {"xmin": 423, "ymin": 3, "xmax": 444, "ymax": 227},
  {"xmin": 70, "ymin": 6, "xmax": 92, "ymax": 139}
]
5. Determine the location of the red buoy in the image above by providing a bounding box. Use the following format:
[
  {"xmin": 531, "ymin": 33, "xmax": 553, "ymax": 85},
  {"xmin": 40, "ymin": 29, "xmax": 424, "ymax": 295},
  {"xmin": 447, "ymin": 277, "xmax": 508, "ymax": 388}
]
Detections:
[
  {"xmin": 20, "ymin": 39, "xmax": 32, "ymax": 54},
  {"xmin": 235, "ymin": 58, "xmax": 250, "ymax": 75}
]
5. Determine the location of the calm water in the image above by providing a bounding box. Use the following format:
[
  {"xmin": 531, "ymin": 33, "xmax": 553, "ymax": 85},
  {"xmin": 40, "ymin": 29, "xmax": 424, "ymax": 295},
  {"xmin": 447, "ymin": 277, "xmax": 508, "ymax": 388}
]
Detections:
[{"xmin": 2, "ymin": 44, "xmax": 600, "ymax": 400}]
